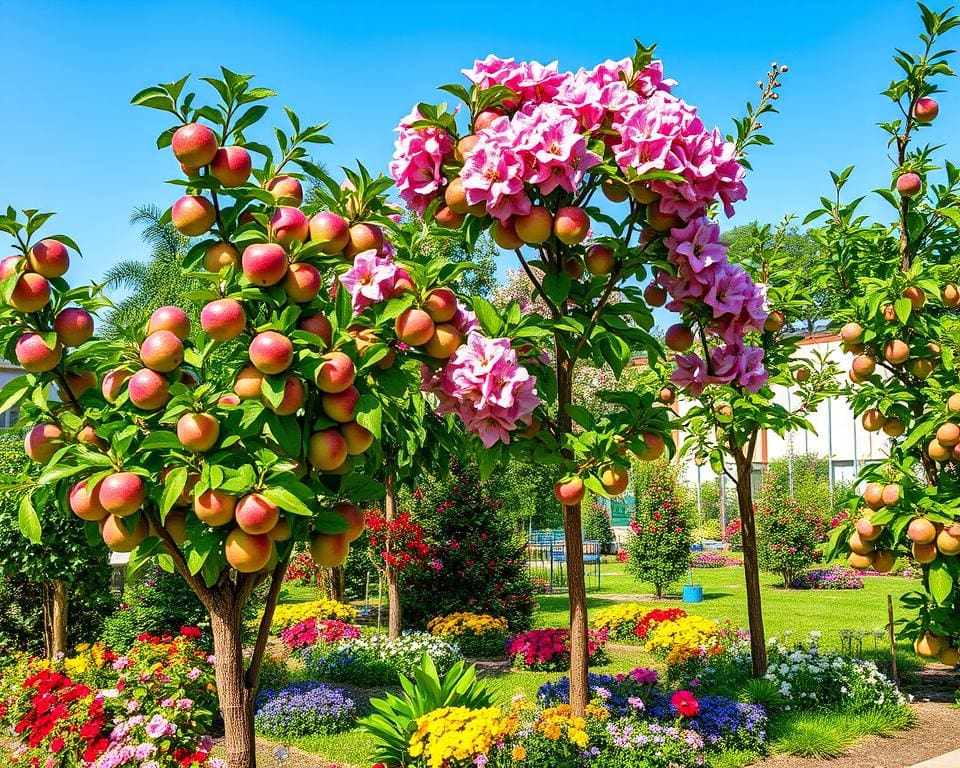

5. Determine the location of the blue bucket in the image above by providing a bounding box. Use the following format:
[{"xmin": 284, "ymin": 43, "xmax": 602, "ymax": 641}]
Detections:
[{"xmin": 682, "ymin": 585, "xmax": 704, "ymax": 603}]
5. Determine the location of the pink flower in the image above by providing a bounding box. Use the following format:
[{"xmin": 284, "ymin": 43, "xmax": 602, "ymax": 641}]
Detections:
[
  {"xmin": 450, "ymin": 301, "xmax": 479, "ymax": 336},
  {"xmin": 514, "ymin": 103, "xmax": 601, "ymax": 194},
  {"xmin": 460, "ymin": 117, "xmax": 531, "ymax": 221},
  {"xmin": 339, "ymin": 251, "xmax": 412, "ymax": 312},
  {"xmin": 389, "ymin": 107, "xmax": 454, "ymax": 214},
  {"xmin": 665, "ymin": 218, "xmax": 727, "ymax": 274},
  {"xmin": 670, "ymin": 352, "xmax": 709, "ymax": 396}
]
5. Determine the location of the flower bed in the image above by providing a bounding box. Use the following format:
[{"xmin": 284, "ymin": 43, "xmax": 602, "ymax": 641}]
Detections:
[
  {"xmin": 538, "ymin": 667, "xmax": 659, "ymax": 717},
  {"xmin": 280, "ymin": 618, "xmax": 362, "ymax": 650},
  {"xmin": 591, "ymin": 605, "xmax": 686, "ymax": 643},
  {"xmin": 691, "ymin": 552, "xmax": 741, "ymax": 568},
  {"xmin": 645, "ymin": 615, "xmax": 748, "ymax": 684},
  {"xmin": 408, "ymin": 705, "xmax": 518, "ymax": 767},
  {"xmin": 269, "ymin": 599, "xmax": 357, "ymax": 631},
  {"xmin": 304, "ymin": 631, "xmax": 463, "ymax": 687},
  {"xmin": 255, "ymin": 682, "xmax": 356, "ymax": 738},
  {"xmin": 507, "ymin": 628, "xmax": 608, "ymax": 671},
  {"xmin": 427, "ymin": 612, "xmax": 509, "ymax": 658},
  {"xmin": 790, "ymin": 566, "xmax": 864, "ymax": 590}
]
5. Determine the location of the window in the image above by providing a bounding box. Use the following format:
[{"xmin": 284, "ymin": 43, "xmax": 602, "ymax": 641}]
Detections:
[{"xmin": 0, "ymin": 406, "xmax": 18, "ymax": 430}]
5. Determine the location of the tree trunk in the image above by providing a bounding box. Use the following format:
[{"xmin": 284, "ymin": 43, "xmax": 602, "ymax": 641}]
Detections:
[
  {"xmin": 51, "ymin": 580, "xmax": 68, "ymax": 656},
  {"xmin": 331, "ymin": 566, "xmax": 345, "ymax": 603},
  {"xmin": 563, "ymin": 500, "xmax": 590, "ymax": 717},
  {"xmin": 385, "ymin": 471, "xmax": 402, "ymax": 640},
  {"xmin": 733, "ymin": 454, "xmax": 767, "ymax": 676},
  {"xmin": 41, "ymin": 583, "xmax": 53, "ymax": 659},
  {"xmin": 209, "ymin": 599, "xmax": 256, "ymax": 768}
]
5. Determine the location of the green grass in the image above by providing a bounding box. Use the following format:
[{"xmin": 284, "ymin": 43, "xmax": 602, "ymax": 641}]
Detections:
[{"xmin": 768, "ymin": 706, "xmax": 915, "ymax": 758}]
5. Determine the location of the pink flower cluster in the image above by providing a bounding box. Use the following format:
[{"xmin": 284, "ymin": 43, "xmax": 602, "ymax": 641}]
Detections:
[
  {"xmin": 506, "ymin": 627, "xmax": 608, "ymax": 671},
  {"xmin": 280, "ymin": 618, "xmax": 362, "ymax": 650},
  {"xmin": 339, "ymin": 251, "xmax": 412, "ymax": 313},
  {"xmin": 422, "ymin": 333, "xmax": 539, "ymax": 448},
  {"xmin": 659, "ymin": 219, "xmax": 768, "ymax": 395},
  {"xmin": 390, "ymin": 107, "xmax": 454, "ymax": 214}
]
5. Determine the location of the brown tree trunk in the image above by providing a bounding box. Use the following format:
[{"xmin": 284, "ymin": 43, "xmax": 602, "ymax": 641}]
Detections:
[
  {"xmin": 51, "ymin": 580, "xmax": 68, "ymax": 656},
  {"xmin": 733, "ymin": 452, "xmax": 767, "ymax": 676},
  {"xmin": 563, "ymin": 500, "xmax": 589, "ymax": 717},
  {"xmin": 331, "ymin": 566, "xmax": 345, "ymax": 603},
  {"xmin": 209, "ymin": 600, "xmax": 256, "ymax": 768},
  {"xmin": 385, "ymin": 471, "xmax": 402, "ymax": 640},
  {"xmin": 41, "ymin": 583, "xmax": 53, "ymax": 659}
]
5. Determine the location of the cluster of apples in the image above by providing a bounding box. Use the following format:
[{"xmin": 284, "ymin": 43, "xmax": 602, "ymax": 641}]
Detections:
[
  {"xmin": 847, "ymin": 482, "xmax": 900, "ymax": 572},
  {"xmin": 923, "ymin": 398, "xmax": 960, "ymax": 464},
  {"xmin": 895, "ymin": 97, "xmax": 939, "ymax": 198},
  {"xmin": 552, "ymin": 432, "xmax": 667, "ymax": 507},
  {"xmin": 394, "ymin": 286, "xmax": 464, "ymax": 359}
]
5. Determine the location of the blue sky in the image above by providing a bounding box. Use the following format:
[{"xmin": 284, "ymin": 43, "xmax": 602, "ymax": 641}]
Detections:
[{"xmin": 0, "ymin": 0, "xmax": 952, "ymax": 288}]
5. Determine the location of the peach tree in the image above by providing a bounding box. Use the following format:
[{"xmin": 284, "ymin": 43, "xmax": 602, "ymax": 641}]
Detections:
[
  {"xmin": 0, "ymin": 70, "xmax": 476, "ymax": 768},
  {"xmin": 817, "ymin": 4, "xmax": 960, "ymax": 666},
  {"xmin": 388, "ymin": 48, "xmax": 779, "ymax": 710}
]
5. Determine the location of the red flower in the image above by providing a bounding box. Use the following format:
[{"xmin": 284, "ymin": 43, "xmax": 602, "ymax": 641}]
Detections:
[
  {"xmin": 180, "ymin": 626, "xmax": 202, "ymax": 639},
  {"xmin": 50, "ymin": 737, "xmax": 65, "ymax": 753},
  {"xmin": 671, "ymin": 689, "xmax": 699, "ymax": 717}
]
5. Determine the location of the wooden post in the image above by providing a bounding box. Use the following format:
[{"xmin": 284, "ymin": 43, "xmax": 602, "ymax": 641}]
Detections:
[{"xmin": 887, "ymin": 594, "xmax": 899, "ymax": 686}]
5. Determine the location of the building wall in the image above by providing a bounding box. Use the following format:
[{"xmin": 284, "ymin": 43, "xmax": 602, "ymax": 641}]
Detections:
[{"xmin": 0, "ymin": 364, "xmax": 23, "ymax": 429}]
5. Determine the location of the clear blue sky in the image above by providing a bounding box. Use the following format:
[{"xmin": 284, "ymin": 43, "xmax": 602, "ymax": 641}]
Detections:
[{"xmin": 0, "ymin": 0, "xmax": 951, "ymax": 288}]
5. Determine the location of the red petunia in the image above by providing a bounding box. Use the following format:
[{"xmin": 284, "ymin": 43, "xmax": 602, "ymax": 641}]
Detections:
[{"xmin": 670, "ymin": 689, "xmax": 699, "ymax": 717}]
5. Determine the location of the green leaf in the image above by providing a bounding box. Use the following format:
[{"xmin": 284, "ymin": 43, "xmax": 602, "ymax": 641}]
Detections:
[
  {"xmin": 18, "ymin": 494, "xmax": 41, "ymax": 544},
  {"xmin": 894, "ymin": 297, "xmax": 912, "ymax": 325},
  {"xmin": 928, "ymin": 559, "xmax": 955, "ymax": 605},
  {"xmin": 471, "ymin": 297, "xmax": 502, "ymax": 336},
  {"xmin": 160, "ymin": 466, "xmax": 188, "ymax": 518},
  {"xmin": 0, "ymin": 375, "xmax": 30, "ymax": 415},
  {"xmin": 314, "ymin": 506, "xmax": 351, "ymax": 534},
  {"xmin": 542, "ymin": 272, "xmax": 571, "ymax": 305},
  {"xmin": 261, "ymin": 486, "xmax": 314, "ymax": 517},
  {"xmin": 355, "ymin": 395, "xmax": 382, "ymax": 439}
]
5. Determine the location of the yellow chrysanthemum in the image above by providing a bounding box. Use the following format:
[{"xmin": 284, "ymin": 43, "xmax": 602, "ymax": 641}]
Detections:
[
  {"xmin": 645, "ymin": 615, "xmax": 721, "ymax": 666},
  {"xmin": 591, "ymin": 603, "xmax": 649, "ymax": 633},
  {"xmin": 409, "ymin": 706, "xmax": 517, "ymax": 768},
  {"xmin": 268, "ymin": 599, "xmax": 357, "ymax": 630},
  {"xmin": 427, "ymin": 612, "xmax": 509, "ymax": 638}
]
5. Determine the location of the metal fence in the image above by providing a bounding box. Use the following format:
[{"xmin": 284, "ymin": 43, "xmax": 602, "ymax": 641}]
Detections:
[{"xmin": 526, "ymin": 530, "xmax": 602, "ymax": 592}]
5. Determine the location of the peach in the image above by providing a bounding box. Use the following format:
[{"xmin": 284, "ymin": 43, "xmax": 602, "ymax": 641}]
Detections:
[
  {"xmin": 936, "ymin": 528, "xmax": 960, "ymax": 556},
  {"xmin": 659, "ymin": 387, "xmax": 676, "ymax": 405},
  {"xmin": 908, "ymin": 517, "xmax": 937, "ymax": 544},
  {"xmin": 883, "ymin": 304, "xmax": 897, "ymax": 322},
  {"xmin": 147, "ymin": 306, "xmax": 191, "ymax": 340},
  {"xmin": 855, "ymin": 516, "xmax": 883, "ymax": 541},
  {"xmin": 194, "ymin": 489, "xmax": 236, "ymax": 526},
  {"xmin": 210, "ymin": 146, "xmax": 252, "ymax": 187},
  {"xmin": 54, "ymin": 308, "xmax": 94, "ymax": 347},
  {"xmin": 897, "ymin": 173, "xmax": 922, "ymax": 197},
  {"xmin": 344, "ymin": 223, "xmax": 384, "ymax": 259},
  {"xmin": 15, "ymin": 333, "xmax": 61, "ymax": 373},
  {"xmin": 884, "ymin": 339, "xmax": 909, "ymax": 365},
  {"xmin": 127, "ymin": 368, "xmax": 170, "ymax": 411},
  {"xmin": 242, "ymin": 243, "xmax": 288, "ymax": 286},
  {"xmin": 28, "ymin": 239, "xmax": 70, "ymax": 278},
  {"xmin": 872, "ymin": 550, "xmax": 896, "ymax": 573},
  {"xmin": 219, "ymin": 393, "xmax": 241, "ymax": 406},
  {"xmin": 316, "ymin": 351, "xmax": 356, "ymax": 393},
  {"xmin": 171, "ymin": 123, "xmax": 218, "ymax": 166},
  {"xmin": 310, "ymin": 533, "xmax": 350, "ymax": 568},
  {"xmin": 882, "ymin": 418, "xmax": 905, "ymax": 437},
  {"xmin": 914, "ymin": 97, "xmax": 939, "ymax": 123},
  {"xmin": 163, "ymin": 509, "xmax": 188, "ymax": 545},
  {"xmin": 634, "ymin": 433, "xmax": 666, "ymax": 462},
  {"xmin": 847, "ymin": 551, "xmax": 874, "ymax": 570},
  {"xmin": 456, "ymin": 134, "xmax": 480, "ymax": 161},
  {"xmin": 204, "ymin": 242, "xmax": 239, "ymax": 272},
  {"xmin": 10, "ymin": 271, "xmax": 50, "ymax": 312},
  {"xmin": 764, "ymin": 311, "xmax": 786, "ymax": 333},
  {"xmin": 225, "ymin": 529, "xmax": 273, "ymax": 572},
  {"xmin": 177, "ymin": 412, "xmax": 220, "ymax": 452},
  {"xmin": 270, "ymin": 517, "xmax": 292, "ymax": 542},
  {"xmin": 266, "ymin": 175, "xmax": 304, "ymax": 206},
  {"xmin": 938, "ymin": 646, "xmax": 959, "ymax": 667},
  {"xmin": 444, "ymin": 176, "xmax": 485, "ymax": 216},
  {"xmin": 554, "ymin": 477, "xmax": 585, "ymax": 505},
  {"xmin": 665, "ymin": 324, "xmax": 694, "ymax": 352},
  {"xmin": 795, "ymin": 367, "xmax": 811, "ymax": 383},
  {"xmin": 201, "ymin": 298, "xmax": 246, "ymax": 341},
  {"xmin": 903, "ymin": 286, "xmax": 926, "ymax": 310},
  {"xmin": 101, "ymin": 514, "xmax": 149, "ymax": 553},
  {"xmin": 66, "ymin": 370, "xmax": 97, "ymax": 398},
  {"xmin": 308, "ymin": 429, "xmax": 348, "ymax": 471},
  {"xmin": 644, "ymin": 282, "xmax": 667, "ymax": 307},
  {"xmin": 76, "ymin": 425, "xmax": 108, "ymax": 451},
  {"xmin": 264, "ymin": 375, "xmax": 306, "ymax": 415},
  {"xmin": 299, "ymin": 314, "xmax": 333, "ymax": 347},
  {"xmin": 69, "ymin": 479, "xmax": 107, "ymax": 521},
  {"xmin": 950, "ymin": 393, "xmax": 960, "ymax": 412},
  {"xmin": 336, "ymin": 502, "xmax": 365, "ymax": 542},
  {"xmin": 646, "ymin": 202, "xmax": 681, "ymax": 231},
  {"xmin": 423, "ymin": 323, "xmax": 462, "ymax": 359},
  {"xmin": 24, "ymin": 423, "xmax": 63, "ymax": 463},
  {"xmin": 474, "ymin": 108, "xmax": 504, "ymax": 131},
  {"xmin": 491, "ymin": 219, "xmax": 524, "ymax": 250},
  {"xmin": 852, "ymin": 355, "xmax": 876, "ymax": 378},
  {"xmin": 937, "ymin": 422, "xmax": 960, "ymax": 447},
  {"xmin": 171, "ymin": 195, "xmax": 216, "ymax": 237},
  {"xmin": 602, "ymin": 178, "xmax": 630, "ymax": 203},
  {"xmin": 249, "ymin": 331, "xmax": 294, "ymax": 374},
  {"xmin": 629, "ymin": 182, "xmax": 658, "ymax": 203},
  {"xmin": 395, "ymin": 308, "xmax": 435, "ymax": 347},
  {"xmin": 840, "ymin": 322, "xmax": 863, "ymax": 343},
  {"xmin": 140, "ymin": 330, "xmax": 184, "ymax": 372},
  {"xmin": 233, "ymin": 365, "xmax": 265, "ymax": 399},
  {"xmin": 341, "ymin": 421, "xmax": 374, "ymax": 455},
  {"xmin": 861, "ymin": 409, "xmax": 886, "ymax": 432},
  {"xmin": 235, "ymin": 493, "xmax": 280, "ymax": 534},
  {"xmin": 910, "ymin": 358, "xmax": 936, "ymax": 379},
  {"xmin": 322, "ymin": 386, "xmax": 359, "ymax": 423},
  {"xmin": 942, "ymin": 283, "xmax": 960, "ymax": 308},
  {"xmin": 424, "ymin": 288, "xmax": 457, "ymax": 323},
  {"xmin": 564, "ymin": 258, "xmax": 584, "ymax": 280},
  {"xmin": 99, "ymin": 472, "xmax": 146, "ymax": 517},
  {"xmin": 309, "ymin": 212, "xmax": 351, "ymax": 254},
  {"xmin": 585, "ymin": 245, "xmax": 614, "ymax": 276},
  {"xmin": 848, "ymin": 531, "xmax": 875, "ymax": 555},
  {"xmin": 553, "ymin": 206, "xmax": 590, "ymax": 245},
  {"xmin": 270, "ymin": 207, "xmax": 309, "ymax": 247},
  {"xmin": 600, "ymin": 466, "xmax": 629, "ymax": 496},
  {"xmin": 913, "ymin": 541, "xmax": 938, "ymax": 564},
  {"xmin": 514, "ymin": 206, "xmax": 553, "ymax": 244},
  {"xmin": 283, "ymin": 262, "xmax": 321, "ymax": 303}
]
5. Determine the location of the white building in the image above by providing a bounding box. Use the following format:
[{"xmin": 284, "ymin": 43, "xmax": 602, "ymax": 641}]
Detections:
[{"xmin": 0, "ymin": 363, "xmax": 24, "ymax": 429}]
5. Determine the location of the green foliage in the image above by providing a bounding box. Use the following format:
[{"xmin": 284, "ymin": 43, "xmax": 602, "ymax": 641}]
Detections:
[
  {"xmin": 624, "ymin": 459, "xmax": 692, "ymax": 597},
  {"xmin": 400, "ymin": 460, "xmax": 536, "ymax": 631},
  {"xmin": 583, "ymin": 497, "xmax": 616, "ymax": 554},
  {"xmin": 488, "ymin": 459, "xmax": 564, "ymax": 531},
  {"xmin": 360, "ymin": 655, "xmax": 495, "ymax": 768}
]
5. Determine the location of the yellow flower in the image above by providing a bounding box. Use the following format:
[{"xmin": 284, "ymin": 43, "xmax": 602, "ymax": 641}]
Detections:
[
  {"xmin": 427, "ymin": 612, "xmax": 509, "ymax": 638},
  {"xmin": 645, "ymin": 615, "xmax": 721, "ymax": 667},
  {"xmin": 268, "ymin": 599, "xmax": 357, "ymax": 630},
  {"xmin": 408, "ymin": 706, "xmax": 516, "ymax": 768},
  {"xmin": 512, "ymin": 745, "xmax": 527, "ymax": 761},
  {"xmin": 591, "ymin": 603, "xmax": 650, "ymax": 634}
]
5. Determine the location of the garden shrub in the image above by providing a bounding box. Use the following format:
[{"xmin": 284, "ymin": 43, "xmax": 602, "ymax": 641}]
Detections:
[
  {"xmin": 427, "ymin": 612, "xmax": 509, "ymax": 658},
  {"xmin": 255, "ymin": 682, "xmax": 356, "ymax": 738},
  {"xmin": 280, "ymin": 618, "xmax": 361, "ymax": 650},
  {"xmin": 790, "ymin": 566, "xmax": 864, "ymax": 590},
  {"xmin": 401, "ymin": 460, "xmax": 536, "ymax": 631},
  {"xmin": 591, "ymin": 604, "xmax": 687, "ymax": 643},
  {"xmin": 506, "ymin": 627, "xmax": 608, "ymax": 671},
  {"xmin": 583, "ymin": 498, "xmax": 616, "ymax": 554},
  {"xmin": 646, "ymin": 615, "xmax": 748, "ymax": 685},
  {"xmin": 304, "ymin": 631, "xmax": 463, "ymax": 687},
  {"xmin": 268, "ymin": 599, "xmax": 357, "ymax": 631},
  {"xmin": 624, "ymin": 461, "xmax": 692, "ymax": 597}
]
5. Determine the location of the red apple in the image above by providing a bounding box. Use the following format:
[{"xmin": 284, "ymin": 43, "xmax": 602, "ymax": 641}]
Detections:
[
  {"xmin": 210, "ymin": 146, "xmax": 252, "ymax": 187},
  {"xmin": 171, "ymin": 123, "xmax": 219, "ymax": 167}
]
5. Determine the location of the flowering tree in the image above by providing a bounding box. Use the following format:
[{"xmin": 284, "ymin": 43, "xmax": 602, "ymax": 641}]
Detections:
[
  {"xmin": 818, "ymin": 5, "xmax": 960, "ymax": 663},
  {"xmin": 0, "ymin": 69, "xmax": 496, "ymax": 767},
  {"xmin": 390, "ymin": 49, "xmax": 777, "ymax": 711},
  {"xmin": 624, "ymin": 483, "xmax": 692, "ymax": 598},
  {"xmin": 678, "ymin": 215, "xmax": 839, "ymax": 674}
]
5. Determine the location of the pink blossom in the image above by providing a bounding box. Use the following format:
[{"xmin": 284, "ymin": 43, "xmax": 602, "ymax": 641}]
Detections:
[
  {"xmin": 462, "ymin": 56, "xmax": 565, "ymax": 104},
  {"xmin": 665, "ymin": 218, "xmax": 726, "ymax": 274},
  {"xmin": 339, "ymin": 251, "xmax": 412, "ymax": 312},
  {"xmin": 514, "ymin": 103, "xmax": 601, "ymax": 194},
  {"xmin": 450, "ymin": 301, "xmax": 479, "ymax": 335},
  {"xmin": 670, "ymin": 352, "xmax": 709, "ymax": 396},
  {"xmin": 460, "ymin": 118, "xmax": 531, "ymax": 221},
  {"xmin": 389, "ymin": 107, "xmax": 454, "ymax": 214}
]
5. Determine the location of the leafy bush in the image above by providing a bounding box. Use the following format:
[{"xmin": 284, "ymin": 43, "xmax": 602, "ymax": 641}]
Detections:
[
  {"xmin": 255, "ymin": 682, "xmax": 356, "ymax": 737},
  {"xmin": 507, "ymin": 627, "xmax": 608, "ymax": 671},
  {"xmin": 790, "ymin": 566, "xmax": 863, "ymax": 590},
  {"xmin": 361, "ymin": 656, "xmax": 495, "ymax": 768},
  {"xmin": 538, "ymin": 667, "xmax": 659, "ymax": 717},
  {"xmin": 304, "ymin": 631, "xmax": 463, "ymax": 687},
  {"xmin": 401, "ymin": 460, "xmax": 536, "ymax": 631},
  {"xmin": 624, "ymin": 461, "xmax": 692, "ymax": 597},
  {"xmin": 427, "ymin": 612, "xmax": 509, "ymax": 658},
  {"xmin": 583, "ymin": 498, "xmax": 616, "ymax": 554}
]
